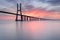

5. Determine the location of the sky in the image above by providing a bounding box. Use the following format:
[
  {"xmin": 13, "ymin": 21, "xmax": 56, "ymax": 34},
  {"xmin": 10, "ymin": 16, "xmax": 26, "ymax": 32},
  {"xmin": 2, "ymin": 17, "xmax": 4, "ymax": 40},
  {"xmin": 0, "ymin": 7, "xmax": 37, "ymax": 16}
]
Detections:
[{"xmin": 0, "ymin": 0, "xmax": 60, "ymax": 20}]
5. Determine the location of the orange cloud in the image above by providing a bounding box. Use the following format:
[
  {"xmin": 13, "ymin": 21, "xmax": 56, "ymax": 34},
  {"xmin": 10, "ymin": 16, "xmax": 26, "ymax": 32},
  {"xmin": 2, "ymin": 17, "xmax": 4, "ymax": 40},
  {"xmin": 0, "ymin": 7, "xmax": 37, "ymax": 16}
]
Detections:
[{"xmin": 23, "ymin": 9, "xmax": 60, "ymax": 19}]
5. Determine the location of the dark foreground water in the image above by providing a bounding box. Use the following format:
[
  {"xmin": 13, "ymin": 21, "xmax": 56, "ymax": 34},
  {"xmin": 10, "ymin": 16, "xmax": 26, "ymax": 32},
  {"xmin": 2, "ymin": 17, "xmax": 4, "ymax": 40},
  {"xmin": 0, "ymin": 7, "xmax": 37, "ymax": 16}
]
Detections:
[{"xmin": 0, "ymin": 20, "xmax": 60, "ymax": 40}]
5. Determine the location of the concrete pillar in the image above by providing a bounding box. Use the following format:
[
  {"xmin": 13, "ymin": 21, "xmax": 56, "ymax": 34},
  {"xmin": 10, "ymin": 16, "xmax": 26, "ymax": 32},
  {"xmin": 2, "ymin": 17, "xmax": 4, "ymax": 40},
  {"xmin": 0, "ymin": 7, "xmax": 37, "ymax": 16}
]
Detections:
[
  {"xmin": 16, "ymin": 3, "xmax": 18, "ymax": 21},
  {"xmin": 20, "ymin": 3, "xmax": 23, "ymax": 21},
  {"xmin": 24, "ymin": 16, "xmax": 26, "ymax": 21},
  {"xmin": 26, "ymin": 17, "xmax": 28, "ymax": 21}
]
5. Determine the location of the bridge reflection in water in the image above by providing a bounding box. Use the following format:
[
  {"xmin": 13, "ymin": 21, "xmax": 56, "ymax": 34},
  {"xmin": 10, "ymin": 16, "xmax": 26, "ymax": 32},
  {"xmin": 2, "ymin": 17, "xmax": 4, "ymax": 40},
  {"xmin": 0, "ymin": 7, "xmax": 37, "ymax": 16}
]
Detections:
[
  {"xmin": 0, "ymin": 3, "xmax": 40, "ymax": 21},
  {"xmin": 0, "ymin": 20, "xmax": 60, "ymax": 40}
]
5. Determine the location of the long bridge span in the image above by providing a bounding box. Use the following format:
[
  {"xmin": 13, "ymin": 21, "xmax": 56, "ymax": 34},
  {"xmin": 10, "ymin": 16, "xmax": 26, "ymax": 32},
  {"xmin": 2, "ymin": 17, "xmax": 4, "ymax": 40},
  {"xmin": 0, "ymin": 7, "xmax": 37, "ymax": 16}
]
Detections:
[
  {"xmin": 0, "ymin": 3, "xmax": 40, "ymax": 21},
  {"xmin": 0, "ymin": 10, "xmax": 40, "ymax": 21}
]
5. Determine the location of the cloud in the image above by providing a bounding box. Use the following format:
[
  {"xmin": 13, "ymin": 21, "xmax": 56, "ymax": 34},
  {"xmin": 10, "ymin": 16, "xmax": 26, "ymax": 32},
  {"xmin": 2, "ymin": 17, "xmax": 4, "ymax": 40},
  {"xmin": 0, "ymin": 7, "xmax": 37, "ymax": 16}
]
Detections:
[
  {"xmin": 46, "ymin": 0, "xmax": 60, "ymax": 5},
  {"xmin": 32, "ymin": 0, "xmax": 60, "ymax": 12},
  {"xmin": 0, "ymin": 0, "xmax": 60, "ymax": 13},
  {"xmin": 24, "ymin": 5, "xmax": 34, "ymax": 10},
  {"xmin": 0, "ymin": 0, "xmax": 16, "ymax": 12},
  {"xmin": 6, "ymin": 0, "xmax": 16, "ymax": 4}
]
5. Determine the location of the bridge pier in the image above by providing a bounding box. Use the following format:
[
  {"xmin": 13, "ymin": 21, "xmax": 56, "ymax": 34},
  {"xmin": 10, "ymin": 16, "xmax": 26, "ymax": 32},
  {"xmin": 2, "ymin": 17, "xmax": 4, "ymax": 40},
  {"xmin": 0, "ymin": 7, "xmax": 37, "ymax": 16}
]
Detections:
[
  {"xmin": 23, "ymin": 16, "xmax": 29, "ymax": 21},
  {"xmin": 20, "ymin": 15, "xmax": 23, "ymax": 21},
  {"xmin": 23, "ymin": 16, "xmax": 26, "ymax": 21},
  {"xmin": 30, "ymin": 18, "xmax": 31, "ymax": 21},
  {"xmin": 26, "ymin": 16, "xmax": 28, "ymax": 21}
]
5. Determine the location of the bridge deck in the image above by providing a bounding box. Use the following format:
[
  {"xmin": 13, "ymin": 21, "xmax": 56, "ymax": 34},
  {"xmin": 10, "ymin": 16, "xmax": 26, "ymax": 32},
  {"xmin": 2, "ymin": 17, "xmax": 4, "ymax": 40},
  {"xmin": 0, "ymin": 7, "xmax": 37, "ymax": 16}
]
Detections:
[{"xmin": 0, "ymin": 11, "xmax": 40, "ymax": 21}]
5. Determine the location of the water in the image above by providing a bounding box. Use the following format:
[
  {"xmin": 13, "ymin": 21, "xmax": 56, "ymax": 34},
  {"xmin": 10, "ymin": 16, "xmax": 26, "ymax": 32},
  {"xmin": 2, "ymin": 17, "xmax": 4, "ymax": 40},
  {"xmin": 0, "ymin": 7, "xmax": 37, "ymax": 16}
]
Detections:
[{"xmin": 0, "ymin": 20, "xmax": 60, "ymax": 40}]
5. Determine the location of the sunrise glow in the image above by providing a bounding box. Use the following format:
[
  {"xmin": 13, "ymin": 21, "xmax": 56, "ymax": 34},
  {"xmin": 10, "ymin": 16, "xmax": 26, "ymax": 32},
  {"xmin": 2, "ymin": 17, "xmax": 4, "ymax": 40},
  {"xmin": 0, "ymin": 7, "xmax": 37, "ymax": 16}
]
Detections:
[{"xmin": 0, "ymin": 0, "xmax": 60, "ymax": 20}]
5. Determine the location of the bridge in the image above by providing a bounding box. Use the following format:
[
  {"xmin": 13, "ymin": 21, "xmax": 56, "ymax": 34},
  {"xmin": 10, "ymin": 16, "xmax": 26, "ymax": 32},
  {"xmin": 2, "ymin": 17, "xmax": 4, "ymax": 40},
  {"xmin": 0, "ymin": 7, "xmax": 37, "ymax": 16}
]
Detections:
[{"xmin": 0, "ymin": 3, "xmax": 40, "ymax": 21}]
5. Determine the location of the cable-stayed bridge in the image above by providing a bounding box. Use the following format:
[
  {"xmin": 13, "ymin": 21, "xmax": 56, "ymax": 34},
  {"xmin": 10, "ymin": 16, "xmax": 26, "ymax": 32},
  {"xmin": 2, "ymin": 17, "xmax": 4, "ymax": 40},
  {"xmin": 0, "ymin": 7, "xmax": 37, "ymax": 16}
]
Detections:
[
  {"xmin": 0, "ymin": 3, "xmax": 60, "ymax": 21},
  {"xmin": 0, "ymin": 10, "xmax": 40, "ymax": 21},
  {"xmin": 0, "ymin": 3, "xmax": 40, "ymax": 21}
]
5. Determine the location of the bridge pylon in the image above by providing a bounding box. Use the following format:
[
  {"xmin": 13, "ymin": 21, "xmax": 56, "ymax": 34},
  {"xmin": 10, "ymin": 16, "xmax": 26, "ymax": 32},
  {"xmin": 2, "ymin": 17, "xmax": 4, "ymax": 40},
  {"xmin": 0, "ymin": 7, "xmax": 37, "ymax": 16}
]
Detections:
[
  {"xmin": 15, "ymin": 3, "xmax": 23, "ymax": 21},
  {"xmin": 20, "ymin": 3, "xmax": 23, "ymax": 21},
  {"xmin": 15, "ymin": 3, "xmax": 18, "ymax": 21}
]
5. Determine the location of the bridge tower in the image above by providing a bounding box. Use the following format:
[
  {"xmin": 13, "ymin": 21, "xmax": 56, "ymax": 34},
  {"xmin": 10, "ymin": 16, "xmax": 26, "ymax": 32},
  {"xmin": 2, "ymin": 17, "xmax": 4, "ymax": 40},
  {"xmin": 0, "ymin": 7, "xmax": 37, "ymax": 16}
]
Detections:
[
  {"xmin": 15, "ymin": 3, "xmax": 23, "ymax": 21},
  {"xmin": 20, "ymin": 3, "xmax": 23, "ymax": 21},
  {"xmin": 15, "ymin": 3, "xmax": 18, "ymax": 21}
]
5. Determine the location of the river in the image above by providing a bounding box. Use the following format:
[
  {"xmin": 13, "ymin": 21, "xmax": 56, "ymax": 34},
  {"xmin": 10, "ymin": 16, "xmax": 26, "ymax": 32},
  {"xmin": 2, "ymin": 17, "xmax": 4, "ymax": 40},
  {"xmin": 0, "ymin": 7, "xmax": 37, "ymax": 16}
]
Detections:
[{"xmin": 0, "ymin": 20, "xmax": 60, "ymax": 40}]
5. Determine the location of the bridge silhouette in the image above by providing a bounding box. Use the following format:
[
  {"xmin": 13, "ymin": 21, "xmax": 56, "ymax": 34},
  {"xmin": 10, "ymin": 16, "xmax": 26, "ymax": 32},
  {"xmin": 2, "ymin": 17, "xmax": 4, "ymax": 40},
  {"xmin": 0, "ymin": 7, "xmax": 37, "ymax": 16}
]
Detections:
[{"xmin": 0, "ymin": 3, "xmax": 41, "ymax": 21}]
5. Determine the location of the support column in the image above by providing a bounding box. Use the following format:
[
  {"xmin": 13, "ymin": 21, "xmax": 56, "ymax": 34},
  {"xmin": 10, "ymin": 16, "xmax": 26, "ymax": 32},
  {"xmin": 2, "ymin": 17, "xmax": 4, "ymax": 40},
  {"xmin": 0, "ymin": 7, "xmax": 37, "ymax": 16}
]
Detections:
[
  {"xmin": 20, "ymin": 3, "xmax": 23, "ymax": 21},
  {"xmin": 24, "ymin": 16, "xmax": 26, "ymax": 21},
  {"xmin": 15, "ymin": 3, "xmax": 18, "ymax": 21},
  {"xmin": 26, "ymin": 17, "xmax": 28, "ymax": 21},
  {"xmin": 30, "ymin": 18, "xmax": 31, "ymax": 21}
]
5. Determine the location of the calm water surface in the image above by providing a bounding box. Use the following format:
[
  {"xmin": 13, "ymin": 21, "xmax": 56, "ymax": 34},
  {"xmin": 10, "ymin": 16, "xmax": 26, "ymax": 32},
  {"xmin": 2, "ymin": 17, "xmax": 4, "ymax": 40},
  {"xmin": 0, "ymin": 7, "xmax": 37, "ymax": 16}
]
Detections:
[{"xmin": 0, "ymin": 20, "xmax": 60, "ymax": 40}]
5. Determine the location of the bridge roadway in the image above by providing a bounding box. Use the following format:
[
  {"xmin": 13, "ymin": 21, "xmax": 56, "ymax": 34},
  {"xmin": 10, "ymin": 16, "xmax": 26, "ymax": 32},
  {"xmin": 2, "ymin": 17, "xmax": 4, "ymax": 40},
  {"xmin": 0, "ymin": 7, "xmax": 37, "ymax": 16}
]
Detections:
[{"xmin": 0, "ymin": 11, "xmax": 40, "ymax": 21}]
